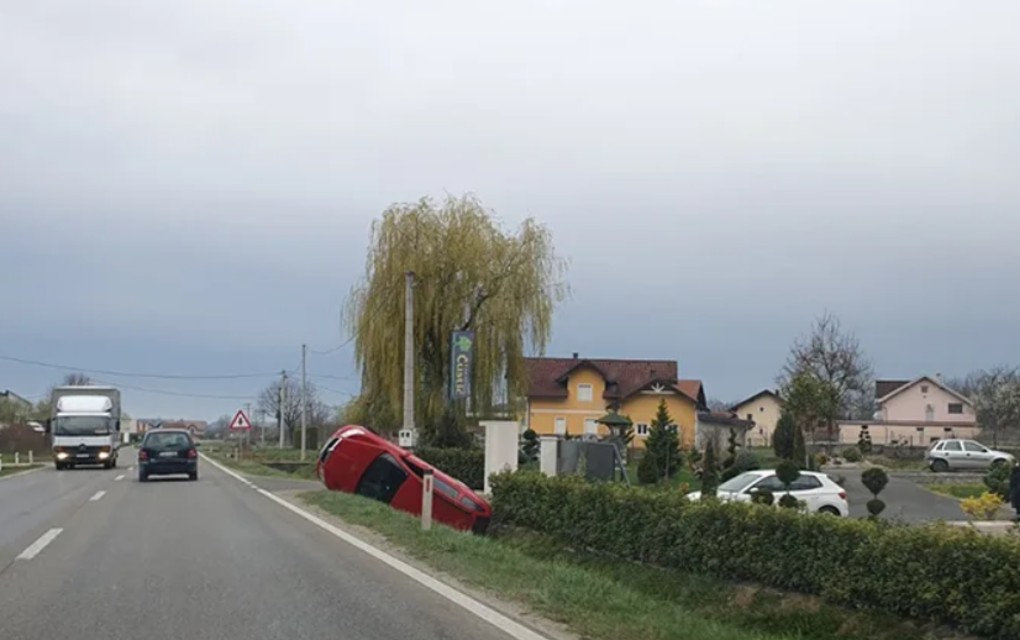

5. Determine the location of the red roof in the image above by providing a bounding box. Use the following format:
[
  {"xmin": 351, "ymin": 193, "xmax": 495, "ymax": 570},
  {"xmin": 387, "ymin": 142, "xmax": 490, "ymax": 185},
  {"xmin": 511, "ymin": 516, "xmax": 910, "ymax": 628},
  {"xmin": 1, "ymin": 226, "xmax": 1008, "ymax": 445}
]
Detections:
[{"xmin": 524, "ymin": 357, "xmax": 704, "ymax": 406}]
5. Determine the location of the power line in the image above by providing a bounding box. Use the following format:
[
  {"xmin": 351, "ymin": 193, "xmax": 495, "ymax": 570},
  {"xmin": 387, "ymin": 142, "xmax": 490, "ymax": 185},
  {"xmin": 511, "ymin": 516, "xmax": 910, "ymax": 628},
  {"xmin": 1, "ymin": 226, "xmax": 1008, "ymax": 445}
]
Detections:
[
  {"xmin": 0, "ymin": 354, "xmax": 282, "ymax": 380},
  {"xmin": 90, "ymin": 378, "xmax": 260, "ymax": 401}
]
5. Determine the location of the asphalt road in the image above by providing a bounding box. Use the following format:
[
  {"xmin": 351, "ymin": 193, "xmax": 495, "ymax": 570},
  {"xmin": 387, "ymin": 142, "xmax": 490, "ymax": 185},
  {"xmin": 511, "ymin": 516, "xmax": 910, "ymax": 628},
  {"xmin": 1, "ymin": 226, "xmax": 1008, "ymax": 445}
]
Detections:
[
  {"xmin": 834, "ymin": 469, "xmax": 966, "ymax": 522},
  {"xmin": 0, "ymin": 451, "xmax": 529, "ymax": 640}
]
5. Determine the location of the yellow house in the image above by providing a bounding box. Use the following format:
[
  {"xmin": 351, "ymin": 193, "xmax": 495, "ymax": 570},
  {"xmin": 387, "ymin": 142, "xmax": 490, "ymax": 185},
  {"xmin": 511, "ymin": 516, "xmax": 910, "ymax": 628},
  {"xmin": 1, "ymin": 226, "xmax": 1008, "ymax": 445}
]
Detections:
[
  {"xmin": 730, "ymin": 389, "xmax": 784, "ymax": 448},
  {"xmin": 523, "ymin": 355, "xmax": 706, "ymax": 449}
]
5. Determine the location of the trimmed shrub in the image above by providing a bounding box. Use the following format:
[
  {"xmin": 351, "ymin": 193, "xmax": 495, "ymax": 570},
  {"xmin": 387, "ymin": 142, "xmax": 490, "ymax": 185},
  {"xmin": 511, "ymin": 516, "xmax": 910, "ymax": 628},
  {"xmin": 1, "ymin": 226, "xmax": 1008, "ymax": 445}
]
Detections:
[
  {"xmin": 842, "ymin": 446, "xmax": 862, "ymax": 463},
  {"xmin": 491, "ymin": 472, "xmax": 1020, "ymax": 638},
  {"xmin": 862, "ymin": 467, "xmax": 889, "ymax": 518},
  {"xmin": 637, "ymin": 451, "xmax": 660, "ymax": 485},
  {"xmin": 415, "ymin": 447, "xmax": 484, "ymax": 489},
  {"xmin": 984, "ymin": 463, "xmax": 1011, "ymax": 500}
]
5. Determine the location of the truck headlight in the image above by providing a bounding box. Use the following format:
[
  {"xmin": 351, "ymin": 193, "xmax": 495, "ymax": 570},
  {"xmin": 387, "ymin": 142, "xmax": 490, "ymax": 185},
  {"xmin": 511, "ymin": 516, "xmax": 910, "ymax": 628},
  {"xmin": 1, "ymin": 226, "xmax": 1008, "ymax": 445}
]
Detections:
[
  {"xmin": 98, "ymin": 451, "xmax": 110, "ymax": 460},
  {"xmin": 56, "ymin": 452, "xmax": 69, "ymax": 460}
]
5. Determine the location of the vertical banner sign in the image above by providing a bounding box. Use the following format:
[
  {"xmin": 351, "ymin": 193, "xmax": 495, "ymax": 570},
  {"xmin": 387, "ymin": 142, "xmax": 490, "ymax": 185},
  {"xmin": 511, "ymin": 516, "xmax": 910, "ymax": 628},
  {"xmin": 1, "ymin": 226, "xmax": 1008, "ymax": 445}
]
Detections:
[{"xmin": 449, "ymin": 331, "xmax": 475, "ymax": 401}]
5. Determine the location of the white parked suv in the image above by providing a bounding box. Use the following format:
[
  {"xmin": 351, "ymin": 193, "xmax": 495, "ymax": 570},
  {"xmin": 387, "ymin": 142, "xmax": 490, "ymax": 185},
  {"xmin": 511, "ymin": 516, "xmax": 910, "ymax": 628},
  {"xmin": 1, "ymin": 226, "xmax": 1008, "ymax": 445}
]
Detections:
[
  {"xmin": 686, "ymin": 469, "xmax": 850, "ymax": 516},
  {"xmin": 927, "ymin": 439, "xmax": 1014, "ymax": 472}
]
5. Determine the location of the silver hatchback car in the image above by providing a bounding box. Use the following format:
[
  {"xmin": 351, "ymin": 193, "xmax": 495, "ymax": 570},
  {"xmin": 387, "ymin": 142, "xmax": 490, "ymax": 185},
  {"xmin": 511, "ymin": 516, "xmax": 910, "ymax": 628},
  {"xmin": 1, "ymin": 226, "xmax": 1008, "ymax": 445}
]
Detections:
[{"xmin": 927, "ymin": 439, "xmax": 1015, "ymax": 472}]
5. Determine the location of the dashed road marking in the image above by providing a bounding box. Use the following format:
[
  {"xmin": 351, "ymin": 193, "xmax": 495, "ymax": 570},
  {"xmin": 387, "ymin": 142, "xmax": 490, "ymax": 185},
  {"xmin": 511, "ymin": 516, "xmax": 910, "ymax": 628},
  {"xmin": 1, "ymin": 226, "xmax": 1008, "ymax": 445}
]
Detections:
[
  {"xmin": 89, "ymin": 490, "xmax": 106, "ymax": 502},
  {"xmin": 17, "ymin": 528, "xmax": 62, "ymax": 560},
  {"xmin": 114, "ymin": 474, "xmax": 125, "ymax": 481}
]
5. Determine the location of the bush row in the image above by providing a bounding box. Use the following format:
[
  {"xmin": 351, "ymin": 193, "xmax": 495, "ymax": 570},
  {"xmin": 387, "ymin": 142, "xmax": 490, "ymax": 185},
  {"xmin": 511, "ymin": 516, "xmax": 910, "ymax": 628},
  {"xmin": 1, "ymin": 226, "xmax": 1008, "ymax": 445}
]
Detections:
[
  {"xmin": 490, "ymin": 472, "xmax": 1020, "ymax": 638},
  {"xmin": 415, "ymin": 447, "xmax": 485, "ymax": 489}
]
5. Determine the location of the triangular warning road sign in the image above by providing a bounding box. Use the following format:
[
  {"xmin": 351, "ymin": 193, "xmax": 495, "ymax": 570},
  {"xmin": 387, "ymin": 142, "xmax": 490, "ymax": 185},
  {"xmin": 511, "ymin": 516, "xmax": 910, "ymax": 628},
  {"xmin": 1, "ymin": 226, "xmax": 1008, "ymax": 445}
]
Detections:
[{"xmin": 229, "ymin": 410, "xmax": 252, "ymax": 431}]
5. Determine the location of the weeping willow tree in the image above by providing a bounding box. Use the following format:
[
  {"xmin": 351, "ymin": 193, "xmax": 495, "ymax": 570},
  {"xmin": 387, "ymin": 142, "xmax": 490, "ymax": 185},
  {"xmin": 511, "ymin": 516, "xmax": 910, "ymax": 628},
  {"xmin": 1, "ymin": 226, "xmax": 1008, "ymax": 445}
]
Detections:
[{"xmin": 343, "ymin": 195, "xmax": 568, "ymax": 441}]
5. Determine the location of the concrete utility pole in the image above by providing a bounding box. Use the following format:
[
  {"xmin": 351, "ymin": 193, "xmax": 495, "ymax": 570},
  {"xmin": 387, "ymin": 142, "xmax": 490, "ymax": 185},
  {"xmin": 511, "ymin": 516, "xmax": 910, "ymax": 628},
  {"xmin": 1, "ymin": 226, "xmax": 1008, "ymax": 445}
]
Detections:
[
  {"xmin": 278, "ymin": 370, "xmax": 288, "ymax": 448},
  {"xmin": 402, "ymin": 271, "xmax": 415, "ymax": 440},
  {"xmin": 300, "ymin": 343, "xmax": 308, "ymax": 461}
]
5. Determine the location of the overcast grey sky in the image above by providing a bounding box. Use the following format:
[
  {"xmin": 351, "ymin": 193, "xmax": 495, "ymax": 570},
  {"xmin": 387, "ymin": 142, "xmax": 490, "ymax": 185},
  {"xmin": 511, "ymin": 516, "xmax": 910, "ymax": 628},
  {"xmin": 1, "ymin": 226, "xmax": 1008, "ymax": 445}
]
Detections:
[{"xmin": 2, "ymin": 1, "xmax": 1018, "ymax": 419}]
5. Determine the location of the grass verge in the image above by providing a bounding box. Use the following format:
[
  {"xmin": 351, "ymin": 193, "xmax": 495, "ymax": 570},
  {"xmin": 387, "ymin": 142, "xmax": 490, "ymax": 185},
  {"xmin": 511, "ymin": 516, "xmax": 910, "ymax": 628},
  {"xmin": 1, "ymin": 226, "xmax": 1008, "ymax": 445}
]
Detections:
[
  {"xmin": 924, "ymin": 483, "xmax": 989, "ymax": 500},
  {"xmin": 0, "ymin": 464, "xmax": 42, "ymax": 478},
  {"xmin": 201, "ymin": 450, "xmax": 293, "ymax": 478},
  {"xmin": 299, "ymin": 489, "xmax": 960, "ymax": 640}
]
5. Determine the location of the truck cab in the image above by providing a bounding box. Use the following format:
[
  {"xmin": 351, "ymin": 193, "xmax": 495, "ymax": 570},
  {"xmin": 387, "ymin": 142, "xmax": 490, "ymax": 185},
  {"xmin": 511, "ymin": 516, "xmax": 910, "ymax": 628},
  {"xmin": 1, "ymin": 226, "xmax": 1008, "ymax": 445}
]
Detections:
[{"xmin": 49, "ymin": 386, "xmax": 121, "ymax": 470}]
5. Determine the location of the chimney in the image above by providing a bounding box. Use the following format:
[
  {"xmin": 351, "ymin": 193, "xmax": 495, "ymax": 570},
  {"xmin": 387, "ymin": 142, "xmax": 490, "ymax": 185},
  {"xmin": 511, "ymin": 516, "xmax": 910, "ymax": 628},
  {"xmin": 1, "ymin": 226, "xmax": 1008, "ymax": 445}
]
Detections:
[
  {"xmin": 935, "ymin": 372, "xmax": 943, "ymax": 384},
  {"xmin": 572, "ymin": 352, "xmax": 579, "ymax": 359}
]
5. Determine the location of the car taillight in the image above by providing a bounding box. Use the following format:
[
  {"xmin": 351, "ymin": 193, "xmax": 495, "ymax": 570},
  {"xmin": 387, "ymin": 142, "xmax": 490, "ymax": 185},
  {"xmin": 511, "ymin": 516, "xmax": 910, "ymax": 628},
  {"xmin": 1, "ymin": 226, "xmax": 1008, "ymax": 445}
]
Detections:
[
  {"xmin": 839, "ymin": 491, "xmax": 847, "ymax": 500},
  {"xmin": 187, "ymin": 448, "xmax": 197, "ymax": 458},
  {"xmin": 139, "ymin": 450, "xmax": 149, "ymax": 461}
]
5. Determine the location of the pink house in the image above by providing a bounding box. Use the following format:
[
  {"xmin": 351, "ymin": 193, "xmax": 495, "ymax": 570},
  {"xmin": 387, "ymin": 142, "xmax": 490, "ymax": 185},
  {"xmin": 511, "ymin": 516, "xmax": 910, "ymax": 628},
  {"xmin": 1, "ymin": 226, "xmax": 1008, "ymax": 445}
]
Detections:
[{"xmin": 839, "ymin": 375, "xmax": 979, "ymax": 447}]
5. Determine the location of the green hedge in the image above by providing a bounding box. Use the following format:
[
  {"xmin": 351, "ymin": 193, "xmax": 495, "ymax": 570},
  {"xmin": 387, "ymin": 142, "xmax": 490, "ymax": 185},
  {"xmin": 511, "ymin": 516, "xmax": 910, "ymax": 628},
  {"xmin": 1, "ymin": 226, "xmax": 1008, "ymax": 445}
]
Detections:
[
  {"xmin": 415, "ymin": 447, "xmax": 485, "ymax": 490},
  {"xmin": 490, "ymin": 472, "xmax": 1020, "ymax": 638}
]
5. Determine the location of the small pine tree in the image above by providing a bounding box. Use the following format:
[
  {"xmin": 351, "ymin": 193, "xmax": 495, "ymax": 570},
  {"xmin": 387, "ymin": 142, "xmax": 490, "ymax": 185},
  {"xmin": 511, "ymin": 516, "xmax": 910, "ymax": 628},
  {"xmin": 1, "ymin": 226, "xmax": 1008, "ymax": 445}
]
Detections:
[
  {"xmin": 637, "ymin": 452, "xmax": 660, "ymax": 485},
  {"xmin": 792, "ymin": 423, "xmax": 807, "ymax": 469},
  {"xmin": 646, "ymin": 399, "xmax": 682, "ymax": 479},
  {"xmin": 701, "ymin": 441, "xmax": 719, "ymax": 497},
  {"xmin": 773, "ymin": 412, "xmax": 796, "ymax": 460}
]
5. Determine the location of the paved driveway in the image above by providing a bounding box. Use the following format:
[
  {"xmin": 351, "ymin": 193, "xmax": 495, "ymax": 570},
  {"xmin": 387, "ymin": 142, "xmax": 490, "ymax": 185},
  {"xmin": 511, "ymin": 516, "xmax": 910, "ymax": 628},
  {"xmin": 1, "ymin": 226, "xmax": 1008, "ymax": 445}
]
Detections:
[{"xmin": 829, "ymin": 469, "xmax": 965, "ymax": 523}]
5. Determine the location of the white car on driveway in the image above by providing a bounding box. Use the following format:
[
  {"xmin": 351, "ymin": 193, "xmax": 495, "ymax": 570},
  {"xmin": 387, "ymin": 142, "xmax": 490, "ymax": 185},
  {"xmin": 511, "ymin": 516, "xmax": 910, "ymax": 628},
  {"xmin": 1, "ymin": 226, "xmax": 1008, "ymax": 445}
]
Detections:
[{"xmin": 686, "ymin": 469, "xmax": 850, "ymax": 517}]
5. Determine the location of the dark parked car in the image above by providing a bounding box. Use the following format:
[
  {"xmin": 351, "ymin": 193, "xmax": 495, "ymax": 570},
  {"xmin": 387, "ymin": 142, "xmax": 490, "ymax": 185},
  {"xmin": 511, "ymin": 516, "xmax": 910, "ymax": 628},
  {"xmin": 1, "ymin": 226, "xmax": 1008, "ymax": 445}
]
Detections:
[
  {"xmin": 317, "ymin": 425, "xmax": 491, "ymax": 533},
  {"xmin": 138, "ymin": 429, "xmax": 198, "ymax": 482}
]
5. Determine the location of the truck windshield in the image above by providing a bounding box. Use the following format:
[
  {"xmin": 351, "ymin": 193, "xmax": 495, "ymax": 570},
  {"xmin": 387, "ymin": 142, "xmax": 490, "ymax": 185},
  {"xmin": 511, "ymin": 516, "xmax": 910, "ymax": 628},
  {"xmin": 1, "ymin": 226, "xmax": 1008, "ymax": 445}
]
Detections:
[{"xmin": 54, "ymin": 416, "xmax": 114, "ymax": 436}]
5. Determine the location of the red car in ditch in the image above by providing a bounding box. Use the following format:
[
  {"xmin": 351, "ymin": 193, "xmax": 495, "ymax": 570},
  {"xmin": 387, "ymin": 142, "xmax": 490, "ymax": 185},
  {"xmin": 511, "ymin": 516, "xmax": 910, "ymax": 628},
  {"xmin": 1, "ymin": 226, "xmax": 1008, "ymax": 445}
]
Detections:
[{"xmin": 316, "ymin": 425, "xmax": 491, "ymax": 533}]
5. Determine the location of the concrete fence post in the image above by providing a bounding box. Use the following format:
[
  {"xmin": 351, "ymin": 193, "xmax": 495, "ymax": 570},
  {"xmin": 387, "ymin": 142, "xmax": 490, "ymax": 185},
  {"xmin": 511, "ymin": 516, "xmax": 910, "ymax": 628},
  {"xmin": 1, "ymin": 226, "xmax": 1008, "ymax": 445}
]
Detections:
[
  {"xmin": 28, "ymin": 451, "xmax": 33, "ymax": 465},
  {"xmin": 14, "ymin": 452, "xmax": 20, "ymax": 466}
]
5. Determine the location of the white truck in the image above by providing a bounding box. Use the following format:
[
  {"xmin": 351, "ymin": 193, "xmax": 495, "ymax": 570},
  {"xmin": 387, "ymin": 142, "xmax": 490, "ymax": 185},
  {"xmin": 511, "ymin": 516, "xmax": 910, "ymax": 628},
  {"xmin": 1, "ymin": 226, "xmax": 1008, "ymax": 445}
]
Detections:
[{"xmin": 48, "ymin": 386, "xmax": 122, "ymax": 470}]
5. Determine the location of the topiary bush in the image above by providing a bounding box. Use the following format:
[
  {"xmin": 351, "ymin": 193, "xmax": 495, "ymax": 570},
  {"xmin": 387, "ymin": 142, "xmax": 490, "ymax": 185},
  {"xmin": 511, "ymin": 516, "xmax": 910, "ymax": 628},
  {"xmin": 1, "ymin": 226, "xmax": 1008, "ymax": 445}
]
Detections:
[
  {"xmin": 861, "ymin": 467, "xmax": 889, "ymax": 518},
  {"xmin": 415, "ymin": 447, "xmax": 485, "ymax": 489},
  {"xmin": 750, "ymin": 488, "xmax": 774, "ymax": 506},
  {"xmin": 842, "ymin": 446, "xmax": 862, "ymax": 463},
  {"xmin": 637, "ymin": 451, "xmax": 660, "ymax": 485},
  {"xmin": 491, "ymin": 471, "xmax": 1020, "ymax": 638},
  {"xmin": 720, "ymin": 450, "xmax": 760, "ymax": 482}
]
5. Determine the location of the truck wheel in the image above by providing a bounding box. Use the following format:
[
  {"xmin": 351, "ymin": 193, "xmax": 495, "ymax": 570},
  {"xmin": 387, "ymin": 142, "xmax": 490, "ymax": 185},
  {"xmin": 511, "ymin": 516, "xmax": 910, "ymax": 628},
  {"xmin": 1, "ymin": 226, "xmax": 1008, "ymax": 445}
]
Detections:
[
  {"xmin": 111, "ymin": 457, "xmax": 118, "ymax": 469},
  {"xmin": 55, "ymin": 462, "xmax": 64, "ymax": 471}
]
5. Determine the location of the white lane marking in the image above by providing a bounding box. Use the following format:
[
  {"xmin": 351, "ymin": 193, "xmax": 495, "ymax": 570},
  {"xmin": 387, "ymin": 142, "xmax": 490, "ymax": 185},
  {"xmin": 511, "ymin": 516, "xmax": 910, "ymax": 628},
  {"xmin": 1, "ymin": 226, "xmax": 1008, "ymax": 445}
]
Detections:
[
  {"xmin": 200, "ymin": 454, "xmax": 547, "ymax": 640},
  {"xmin": 128, "ymin": 466, "xmax": 135, "ymax": 471},
  {"xmin": 17, "ymin": 528, "xmax": 63, "ymax": 560},
  {"xmin": 90, "ymin": 490, "xmax": 106, "ymax": 502},
  {"xmin": 114, "ymin": 474, "xmax": 125, "ymax": 481}
]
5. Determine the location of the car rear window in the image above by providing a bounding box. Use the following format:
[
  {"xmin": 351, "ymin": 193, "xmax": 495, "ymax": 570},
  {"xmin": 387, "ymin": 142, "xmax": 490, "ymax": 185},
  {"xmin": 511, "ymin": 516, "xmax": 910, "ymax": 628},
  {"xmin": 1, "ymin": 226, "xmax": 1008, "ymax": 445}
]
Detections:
[{"xmin": 144, "ymin": 432, "xmax": 191, "ymax": 450}]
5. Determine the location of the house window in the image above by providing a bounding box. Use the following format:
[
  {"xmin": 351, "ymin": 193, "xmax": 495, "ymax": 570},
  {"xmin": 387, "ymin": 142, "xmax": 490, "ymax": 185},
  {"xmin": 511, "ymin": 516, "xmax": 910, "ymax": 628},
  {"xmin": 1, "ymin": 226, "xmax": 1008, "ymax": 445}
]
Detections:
[
  {"xmin": 554, "ymin": 417, "xmax": 566, "ymax": 435},
  {"xmin": 746, "ymin": 413, "xmax": 753, "ymax": 421},
  {"xmin": 948, "ymin": 403, "xmax": 964, "ymax": 415},
  {"xmin": 636, "ymin": 423, "xmax": 649, "ymax": 437},
  {"xmin": 577, "ymin": 384, "xmax": 593, "ymax": 402},
  {"xmin": 584, "ymin": 418, "xmax": 598, "ymax": 436},
  {"xmin": 921, "ymin": 385, "xmax": 930, "ymax": 393}
]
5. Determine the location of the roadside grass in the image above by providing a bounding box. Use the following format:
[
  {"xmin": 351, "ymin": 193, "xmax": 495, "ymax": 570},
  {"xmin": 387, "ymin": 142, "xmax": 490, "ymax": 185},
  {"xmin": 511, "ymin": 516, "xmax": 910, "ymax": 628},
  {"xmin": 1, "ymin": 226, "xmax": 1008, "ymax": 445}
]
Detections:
[
  {"xmin": 0, "ymin": 464, "xmax": 42, "ymax": 478},
  {"xmin": 299, "ymin": 489, "xmax": 955, "ymax": 640},
  {"xmin": 925, "ymin": 483, "xmax": 988, "ymax": 500},
  {"xmin": 202, "ymin": 448, "xmax": 317, "ymax": 480},
  {"xmin": 866, "ymin": 455, "xmax": 929, "ymax": 471}
]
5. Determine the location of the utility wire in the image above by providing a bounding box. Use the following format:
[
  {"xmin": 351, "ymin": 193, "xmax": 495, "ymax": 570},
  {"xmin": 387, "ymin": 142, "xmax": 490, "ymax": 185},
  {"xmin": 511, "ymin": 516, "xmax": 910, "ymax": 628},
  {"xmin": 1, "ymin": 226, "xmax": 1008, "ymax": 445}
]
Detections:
[
  {"xmin": 90, "ymin": 378, "xmax": 260, "ymax": 401},
  {"xmin": 0, "ymin": 354, "xmax": 282, "ymax": 380}
]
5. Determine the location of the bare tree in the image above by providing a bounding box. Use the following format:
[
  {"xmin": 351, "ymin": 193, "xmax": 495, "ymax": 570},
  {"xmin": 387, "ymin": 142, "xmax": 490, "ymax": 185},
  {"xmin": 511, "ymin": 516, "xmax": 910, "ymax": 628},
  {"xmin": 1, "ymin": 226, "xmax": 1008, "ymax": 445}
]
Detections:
[
  {"xmin": 257, "ymin": 379, "xmax": 330, "ymax": 447},
  {"xmin": 707, "ymin": 398, "xmax": 733, "ymax": 414},
  {"xmin": 969, "ymin": 366, "xmax": 1020, "ymax": 448},
  {"xmin": 779, "ymin": 312, "xmax": 873, "ymax": 420},
  {"xmin": 62, "ymin": 373, "xmax": 93, "ymax": 386}
]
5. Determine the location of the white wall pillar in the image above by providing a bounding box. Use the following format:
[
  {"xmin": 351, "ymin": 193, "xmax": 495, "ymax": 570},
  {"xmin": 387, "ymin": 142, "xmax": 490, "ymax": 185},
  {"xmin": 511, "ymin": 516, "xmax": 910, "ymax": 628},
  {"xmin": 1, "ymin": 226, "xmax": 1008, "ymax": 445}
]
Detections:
[
  {"xmin": 482, "ymin": 420, "xmax": 519, "ymax": 494},
  {"xmin": 540, "ymin": 435, "xmax": 559, "ymax": 477}
]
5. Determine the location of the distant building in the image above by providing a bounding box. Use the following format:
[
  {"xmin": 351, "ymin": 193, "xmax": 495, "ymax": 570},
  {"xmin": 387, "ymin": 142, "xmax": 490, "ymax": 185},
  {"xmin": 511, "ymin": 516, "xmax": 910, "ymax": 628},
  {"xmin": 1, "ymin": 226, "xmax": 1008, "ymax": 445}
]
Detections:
[
  {"xmin": 1, "ymin": 389, "xmax": 32, "ymax": 411},
  {"xmin": 838, "ymin": 375, "xmax": 979, "ymax": 447},
  {"xmin": 729, "ymin": 389, "xmax": 784, "ymax": 448}
]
